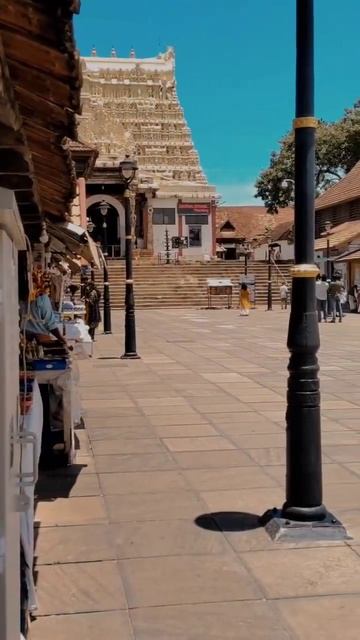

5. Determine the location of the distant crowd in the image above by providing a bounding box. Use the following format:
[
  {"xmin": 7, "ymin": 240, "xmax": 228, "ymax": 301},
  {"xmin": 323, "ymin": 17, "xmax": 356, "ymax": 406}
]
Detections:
[{"xmin": 315, "ymin": 274, "xmax": 358, "ymax": 323}]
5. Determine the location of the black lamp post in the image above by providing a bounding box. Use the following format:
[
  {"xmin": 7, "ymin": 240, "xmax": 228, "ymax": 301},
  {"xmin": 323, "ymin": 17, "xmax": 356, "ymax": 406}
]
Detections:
[
  {"xmin": 119, "ymin": 155, "xmax": 140, "ymax": 359},
  {"xmin": 323, "ymin": 220, "xmax": 332, "ymax": 280},
  {"xmin": 261, "ymin": 0, "xmax": 345, "ymax": 539},
  {"xmin": 98, "ymin": 201, "xmax": 112, "ymax": 335},
  {"xmin": 267, "ymin": 241, "xmax": 273, "ymax": 311},
  {"xmin": 87, "ymin": 219, "xmax": 96, "ymax": 283}
]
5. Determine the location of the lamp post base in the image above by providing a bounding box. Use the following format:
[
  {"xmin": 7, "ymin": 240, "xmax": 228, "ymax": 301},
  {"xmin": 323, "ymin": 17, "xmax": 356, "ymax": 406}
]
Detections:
[
  {"xmin": 103, "ymin": 330, "xmax": 112, "ymax": 335},
  {"xmin": 121, "ymin": 352, "xmax": 140, "ymax": 360},
  {"xmin": 259, "ymin": 508, "xmax": 349, "ymax": 542}
]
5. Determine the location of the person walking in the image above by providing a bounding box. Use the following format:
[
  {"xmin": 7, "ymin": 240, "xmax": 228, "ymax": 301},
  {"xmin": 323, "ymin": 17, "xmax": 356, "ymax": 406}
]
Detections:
[
  {"xmin": 315, "ymin": 274, "xmax": 329, "ymax": 322},
  {"xmin": 328, "ymin": 275, "xmax": 343, "ymax": 323},
  {"xmin": 239, "ymin": 283, "xmax": 251, "ymax": 316},
  {"xmin": 84, "ymin": 282, "xmax": 102, "ymax": 340},
  {"xmin": 280, "ymin": 282, "xmax": 289, "ymax": 310}
]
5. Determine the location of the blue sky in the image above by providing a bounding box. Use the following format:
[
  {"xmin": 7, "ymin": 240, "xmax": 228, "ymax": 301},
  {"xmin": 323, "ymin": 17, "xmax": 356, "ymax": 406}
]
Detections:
[{"xmin": 75, "ymin": 0, "xmax": 360, "ymax": 205}]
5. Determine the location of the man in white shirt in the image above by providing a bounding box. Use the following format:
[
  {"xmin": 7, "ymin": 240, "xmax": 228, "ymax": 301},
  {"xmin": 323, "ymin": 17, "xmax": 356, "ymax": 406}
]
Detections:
[
  {"xmin": 316, "ymin": 274, "xmax": 329, "ymax": 322},
  {"xmin": 280, "ymin": 283, "xmax": 289, "ymax": 310}
]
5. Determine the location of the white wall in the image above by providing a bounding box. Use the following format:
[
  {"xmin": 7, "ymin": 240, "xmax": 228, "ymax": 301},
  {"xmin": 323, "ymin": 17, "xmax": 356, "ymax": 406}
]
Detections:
[
  {"xmin": 182, "ymin": 218, "xmax": 212, "ymax": 259},
  {"xmin": 254, "ymin": 240, "xmax": 294, "ymax": 261},
  {"xmin": 149, "ymin": 197, "xmax": 178, "ymax": 257}
]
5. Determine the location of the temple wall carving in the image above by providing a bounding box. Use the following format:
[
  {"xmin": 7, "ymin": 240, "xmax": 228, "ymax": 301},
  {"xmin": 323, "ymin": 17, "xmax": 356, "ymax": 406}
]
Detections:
[{"xmin": 79, "ymin": 48, "xmax": 210, "ymax": 186}]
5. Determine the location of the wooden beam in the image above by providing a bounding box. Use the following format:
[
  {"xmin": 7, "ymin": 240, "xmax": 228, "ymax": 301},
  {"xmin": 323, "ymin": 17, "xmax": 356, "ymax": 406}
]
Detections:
[
  {"xmin": 1, "ymin": 30, "xmax": 73, "ymax": 84},
  {"xmin": 15, "ymin": 85, "xmax": 73, "ymax": 132},
  {"xmin": 8, "ymin": 60, "xmax": 75, "ymax": 110},
  {"xmin": 0, "ymin": 2, "xmax": 58, "ymax": 45}
]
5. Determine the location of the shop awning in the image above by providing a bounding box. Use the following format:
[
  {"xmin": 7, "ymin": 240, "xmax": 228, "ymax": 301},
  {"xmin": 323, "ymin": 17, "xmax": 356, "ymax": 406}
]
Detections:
[
  {"xmin": 335, "ymin": 249, "xmax": 360, "ymax": 263},
  {"xmin": 315, "ymin": 221, "xmax": 360, "ymax": 251},
  {"xmin": 47, "ymin": 221, "xmax": 101, "ymax": 270}
]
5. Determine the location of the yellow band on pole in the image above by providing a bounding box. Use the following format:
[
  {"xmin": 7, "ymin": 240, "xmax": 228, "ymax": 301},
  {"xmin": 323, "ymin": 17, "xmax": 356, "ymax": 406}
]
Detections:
[
  {"xmin": 125, "ymin": 279, "xmax": 134, "ymax": 284},
  {"xmin": 293, "ymin": 116, "xmax": 318, "ymax": 129},
  {"xmin": 291, "ymin": 264, "xmax": 319, "ymax": 278}
]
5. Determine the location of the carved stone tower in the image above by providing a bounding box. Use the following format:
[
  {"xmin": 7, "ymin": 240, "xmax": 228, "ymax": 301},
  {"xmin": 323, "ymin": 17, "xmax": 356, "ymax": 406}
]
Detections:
[{"xmin": 79, "ymin": 48, "xmax": 216, "ymax": 259}]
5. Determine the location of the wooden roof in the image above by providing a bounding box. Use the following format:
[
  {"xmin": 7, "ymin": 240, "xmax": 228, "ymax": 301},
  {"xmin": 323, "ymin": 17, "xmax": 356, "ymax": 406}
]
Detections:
[
  {"xmin": 315, "ymin": 161, "xmax": 360, "ymax": 212},
  {"xmin": 0, "ymin": 0, "xmax": 82, "ymax": 228},
  {"xmin": 216, "ymin": 206, "xmax": 294, "ymax": 243},
  {"xmin": 315, "ymin": 220, "xmax": 360, "ymax": 251}
]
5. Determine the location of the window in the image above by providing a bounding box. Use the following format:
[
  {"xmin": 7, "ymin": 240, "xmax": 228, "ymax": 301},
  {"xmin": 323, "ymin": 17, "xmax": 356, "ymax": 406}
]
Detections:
[
  {"xmin": 189, "ymin": 225, "xmax": 202, "ymax": 247},
  {"xmin": 184, "ymin": 214, "xmax": 208, "ymax": 225},
  {"xmin": 152, "ymin": 208, "xmax": 176, "ymax": 225}
]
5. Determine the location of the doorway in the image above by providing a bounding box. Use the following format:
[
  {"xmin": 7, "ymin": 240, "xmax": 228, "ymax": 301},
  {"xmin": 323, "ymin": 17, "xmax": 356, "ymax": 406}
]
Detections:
[{"xmin": 87, "ymin": 203, "xmax": 121, "ymax": 258}]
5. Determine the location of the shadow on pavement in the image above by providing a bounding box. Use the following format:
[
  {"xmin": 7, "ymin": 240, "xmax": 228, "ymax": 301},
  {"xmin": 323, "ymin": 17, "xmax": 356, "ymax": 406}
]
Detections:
[{"xmin": 195, "ymin": 511, "xmax": 262, "ymax": 532}]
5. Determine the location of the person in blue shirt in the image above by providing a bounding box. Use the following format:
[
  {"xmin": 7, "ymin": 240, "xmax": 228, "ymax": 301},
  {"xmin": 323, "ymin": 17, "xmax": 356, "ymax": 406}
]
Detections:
[{"xmin": 20, "ymin": 274, "xmax": 68, "ymax": 347}]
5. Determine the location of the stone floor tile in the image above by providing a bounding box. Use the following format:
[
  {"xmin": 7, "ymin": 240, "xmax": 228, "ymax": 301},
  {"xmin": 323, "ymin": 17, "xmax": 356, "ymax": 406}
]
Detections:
[
  {"xmin": 325, "ymin": 445, "xmax": 360, "ymax": 462},
  {"xmin": 322, "ymin": 431, "xmax": 360, "ymax": 445},
  {"xmin": 208, "ymin": 411, "xmax": 264, "ymax": 423},
  {"xmin": 35, "ymin": 524, "xmax": 115, "ymax": 564},
  {"xmin": 172, "ymin": 449, "xmax": 255, "ymax": 468},
  {"xmin": 148, "ymin": 414, "xmax": 206, "ymax": 426},
  {"xmin": 105, "ymin": 490, "xmax": 205, "ymax": 522},
  {"xmin": 277, "ymin": 595, "xmax": 360, "ymax": 640},
  {"xmin": 136, "ymin": 397, "xmax": 187, "ymax": 406},
  {"xmin": 35, "ymin": 496, "xmax": 107, "ymax": 527},
  {"xmin": 229, "ymin": 433, "xmax": 285, "ymax": 449},
  {"xmin": 154, "ymin": 424, "xmax": 218, "ymax": 437},
  {"xmin": 131, "ymin": 601, "xmax": 293, "ymax": 640},
  {"xmin": 35, "ymin": 473, "xmax": 100, "ymax": 498},
  {"xmin": 121, "ymin": 554, "xmax": 261, "ymax": 607},
  {"xmin": 95, "ymin": 452, "xmax": 176, "ymax": 473},
  {"xmin": 183, "ymin": 466, "xmax": 278, "ymax": 491},
  {"xmin": 191, "ymin": 402, "xmax": 250, "ymax": 414},
  {"xmin": 163, "ymin": 435, "xmax": 235, "ymax": 452},
  {"xmin": 141, "ymin": 404, "xmax": 197, "ymax": 416},
  {"xmin": 201, "ymin": 372, "xmax": 251, "ymax": 383},
  {"xmin": 87, "ymin": 426, "xmax": 155, "ymax": 440},
  {"xmin": 30, "ymin": 611, "xmax": 134, "ymax": 640},
  {"xmin": 92, "ymin": 437, "xmax": 165, "ymax": 455},
  {"xmin": 99, "ymin": 470, "xmax": 188, "ymax": 495},
  {"xmin": 324, "ymin": 482, "xmax": 360, "ymax": 510},
  {"xmin": 263, "ymin": 463, "xmax": 360, "ymax": 486},
  {"xmin": 36, "ymin": 561, "xmax": 127, "ymax": 615},
  {"xmin": 201, "ymin": 487, "xmax": 284, "ymax": 515},
  {"xmin": 110, "ymin": 518, "xmax": 228, "ymax": 558},
  {"xmin": 86, "ymin": 415, "xmax": 149, "ymax": 429},
  {"xmin": 241, "ymin": 547, "xmax": 360, "ymax": 598},
  {"xmin": 218, "ymin": 421, "xmax": 282, "ymax": 435}
]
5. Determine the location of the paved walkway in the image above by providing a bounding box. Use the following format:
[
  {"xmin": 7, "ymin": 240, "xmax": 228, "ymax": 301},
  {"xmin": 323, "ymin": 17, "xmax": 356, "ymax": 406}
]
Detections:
[{"xmin": 32, "ymin": 309, "xmax": 360, "ymax": 639}]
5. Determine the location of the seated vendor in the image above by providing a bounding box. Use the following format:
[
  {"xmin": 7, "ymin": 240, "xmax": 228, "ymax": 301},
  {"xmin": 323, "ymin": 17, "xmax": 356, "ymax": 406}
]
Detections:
[{"xmin": 20, "ymin": 270, "xmax": 68, "ymax": 348}]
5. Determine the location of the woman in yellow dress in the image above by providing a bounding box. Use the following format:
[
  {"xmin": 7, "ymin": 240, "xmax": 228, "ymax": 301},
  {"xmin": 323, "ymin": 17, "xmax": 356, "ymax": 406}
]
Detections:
[{"xmin": 239, "ymin": 283, "xmax": 251, "ymax": 316}]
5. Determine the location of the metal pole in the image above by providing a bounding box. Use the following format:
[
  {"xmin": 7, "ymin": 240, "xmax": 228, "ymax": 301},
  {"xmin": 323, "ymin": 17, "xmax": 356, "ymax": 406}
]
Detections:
[
  {"xmin": 244, "ymin": 253, "xmax": 248, "ymax": 276},
  {"xmin": 102, "ymin": 256, "xmax": 112, "ymax": 334},
  {"xmin": 326, "ymin": 236, "xmax": 331, "ymax": 280},
  {"xmin": 121, "ymin": 189, "xmax": 139, "ymax": 359},
  {"xmin": 283, "ymin": 0, "xmax": 326, "ymax": 522},
  {"xmin": 267, "ymin": 247, "xmax": 272, "ymax": 311},
  {"xmin": 165, "ymin": 228, "xmax": 171, "ymax": 264}
]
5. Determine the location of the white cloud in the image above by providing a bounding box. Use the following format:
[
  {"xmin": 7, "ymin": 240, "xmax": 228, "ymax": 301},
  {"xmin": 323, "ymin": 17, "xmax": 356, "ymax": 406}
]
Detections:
[{"xmin": 216, "ymin": 181, "xmax": 260, "ymax": 206}]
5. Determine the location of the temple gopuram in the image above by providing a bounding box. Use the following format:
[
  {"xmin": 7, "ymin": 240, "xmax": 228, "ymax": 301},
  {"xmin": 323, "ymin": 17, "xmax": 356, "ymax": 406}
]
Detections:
[{"xmin": 79, "ymin": 47, "xmax": 217, "ymax": 259}]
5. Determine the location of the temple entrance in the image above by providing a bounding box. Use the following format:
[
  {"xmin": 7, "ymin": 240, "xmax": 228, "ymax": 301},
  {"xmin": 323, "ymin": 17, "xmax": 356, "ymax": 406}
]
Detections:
[{"xmin": 86, "ymin": 195, "xmax": 126, "ymax": 258}]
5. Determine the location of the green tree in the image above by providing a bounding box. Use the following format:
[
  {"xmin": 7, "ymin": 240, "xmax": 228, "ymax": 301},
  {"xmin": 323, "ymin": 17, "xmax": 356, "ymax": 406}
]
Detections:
[{"xmin": 255, "ymin": 100, "xmax": 360, "ymax": 213}]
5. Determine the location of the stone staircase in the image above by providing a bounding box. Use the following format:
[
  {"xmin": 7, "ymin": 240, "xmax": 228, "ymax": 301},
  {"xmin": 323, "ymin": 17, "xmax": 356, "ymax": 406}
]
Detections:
[{"xmin": 93, "ymin": 261, "xmax": 292, "ymax": 309}]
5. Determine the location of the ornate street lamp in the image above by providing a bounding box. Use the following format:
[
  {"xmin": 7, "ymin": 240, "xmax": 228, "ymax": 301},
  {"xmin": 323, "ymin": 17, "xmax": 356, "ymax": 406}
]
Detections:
[
  {"xmin": 119, "ymin": 155, "xmax": 139, "ymax": 359},
  {"xmin": 262, "ymin": 0, "xmax": 345, "ymax": 539},
  {"xmin": 97, "ymin": 201, "xmax": 112, "ymax": 334}
]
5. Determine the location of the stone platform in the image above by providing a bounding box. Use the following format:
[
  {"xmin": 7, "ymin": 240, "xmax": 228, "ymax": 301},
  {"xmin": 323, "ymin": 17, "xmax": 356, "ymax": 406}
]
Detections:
[{"xmin": 31, "ymin": 309, "xmax": 360, "ymax": 639}]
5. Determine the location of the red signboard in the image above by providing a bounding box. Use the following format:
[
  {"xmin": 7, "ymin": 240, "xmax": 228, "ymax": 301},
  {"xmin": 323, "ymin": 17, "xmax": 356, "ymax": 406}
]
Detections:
[{"xmin": 178, "ymin": 203, "xmax": 210, "ymax": 214}]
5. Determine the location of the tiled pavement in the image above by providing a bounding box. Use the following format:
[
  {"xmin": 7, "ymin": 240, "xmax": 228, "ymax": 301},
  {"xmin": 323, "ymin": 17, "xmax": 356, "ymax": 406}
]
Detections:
[{"xmin": 31, "ymin": 309, "xmax": 360, "ymax": 639}]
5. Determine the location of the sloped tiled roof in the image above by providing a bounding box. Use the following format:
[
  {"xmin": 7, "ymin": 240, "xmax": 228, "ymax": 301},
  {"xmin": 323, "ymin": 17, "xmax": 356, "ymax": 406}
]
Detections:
[
  {"xmin": 216, "ymin": 206, "xmax": 293, "ymax": 242},
  {"xmin": 315, "ymin": 220, "xmax": 360, "ymax": 250},
  {"xmin": 315, "ymin": 161, "xmax": 360, "ymax": 211}
]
